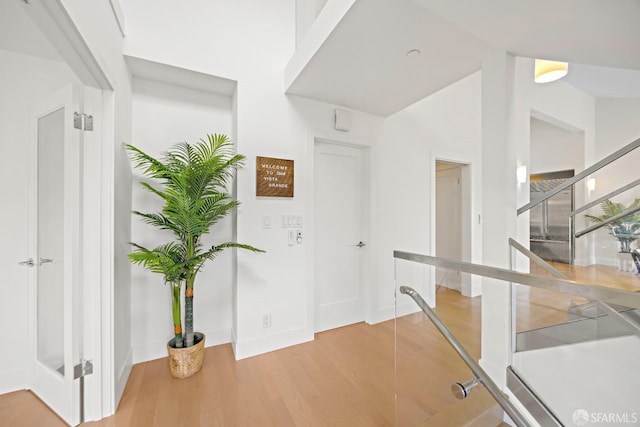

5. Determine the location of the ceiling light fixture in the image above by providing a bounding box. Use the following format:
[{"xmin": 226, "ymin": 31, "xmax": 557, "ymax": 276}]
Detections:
[{"xmin": 534, "ymin": 59, "xmax": 569, "ymax": 83}]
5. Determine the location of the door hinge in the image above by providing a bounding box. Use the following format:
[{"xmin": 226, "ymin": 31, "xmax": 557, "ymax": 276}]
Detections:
[
  {"xmin": 73, "ymin": 112, "xmax": 94, "ymax": 131},
  {"xmin": 73, "ymin": 359, "xmax": 93, "ymax": 379}
]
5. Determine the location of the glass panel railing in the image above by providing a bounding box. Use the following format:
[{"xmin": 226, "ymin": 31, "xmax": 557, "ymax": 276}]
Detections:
[
  {"xmin": 394, "ymin": 251, "xmax": 640, "ymax": 427},
  {"xmin": 393, "ymin": 259, "xmax": 529, "ymax": 426},
  {"xmin": 512, "ymin": 298, "xmax": 640, "ymax": 426}
]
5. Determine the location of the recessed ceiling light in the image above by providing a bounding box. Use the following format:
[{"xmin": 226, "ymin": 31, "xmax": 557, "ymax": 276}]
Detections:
[
  {"xmin": 406, "ymin": 49, "xmax": 421, "ymax": 58},
  {"xmin": 534, "ymin": 59, "xmax": 569, "ymax": 83}
]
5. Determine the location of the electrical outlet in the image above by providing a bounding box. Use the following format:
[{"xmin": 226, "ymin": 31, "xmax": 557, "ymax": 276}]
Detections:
[{"xmin": 262, "ymin": 314, "xmax": 271, "ymax": 328}]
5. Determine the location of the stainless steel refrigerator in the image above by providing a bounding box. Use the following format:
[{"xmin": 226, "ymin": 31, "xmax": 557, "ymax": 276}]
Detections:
[{"xmin": 529, "ymin": 171, "xmax": 575, "ymax": 264}]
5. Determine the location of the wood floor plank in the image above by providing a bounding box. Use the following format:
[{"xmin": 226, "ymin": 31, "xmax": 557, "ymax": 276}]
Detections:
[{"xmin": 3, "ymin": 264, "xmax": 636, "ymax": 426}]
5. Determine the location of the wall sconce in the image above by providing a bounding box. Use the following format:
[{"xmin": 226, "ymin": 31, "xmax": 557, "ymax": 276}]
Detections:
[
  {"xmin": 517, "ymin": 165, "xmax": 527, "ymax": 184},
  {"xmin": 534, "ymin": 59, "xmax": 569, "ymax": 83},
  {"xmin": 587, "ymin": 178, "xmax": 596, "ymax": 191}
]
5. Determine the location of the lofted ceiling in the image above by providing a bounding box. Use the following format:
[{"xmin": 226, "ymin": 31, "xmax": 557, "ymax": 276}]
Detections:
[
  {"xmin": 2, "ymin": 0, "xmax": 639, "ymax": 115},
  {"xmin": 285, "ymin": 0, "xmax": 640, "ymax": 117}
]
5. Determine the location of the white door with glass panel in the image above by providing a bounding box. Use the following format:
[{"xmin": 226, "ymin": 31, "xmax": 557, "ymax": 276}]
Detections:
[
  {"xmin": 314, "ymin": 142, "xmax": 367, "ymax": 332},
  {"xmin": 23, "ymin": 85, "xmax": 83, "ymax": 426}
]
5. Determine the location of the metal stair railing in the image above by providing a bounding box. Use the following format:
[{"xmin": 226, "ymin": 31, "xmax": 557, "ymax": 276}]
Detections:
[
  {"xmin": 508, "ymin": 237, "xmax": 640, "ymax": 346},
  {"xmin": 508, "ymin": 238, "xmax": 568, "ymax": 279},
  {"xmin": 395, "ymin": 250, "xmax": 640, "ymax": 426},
  {"xmin": 575, "ymin": 204, "xmax": 640, "ymax": 238},
  {"xmin": 570, "ymin": 178, "xmax": 640, "ymax": 217},
  {"xmin": 517, "ymin": 137, "xmax": 640, "ymax": 216},
  {"xmin": 394, "ymin": 250, "xmax": 640, "ymax": 309},
  {"xmin": 393, "ymin": 252, "xmax": 640, "ymax": 427},
  {"xmin": 399, "ymin": 285, "xmax": 533, "ymax": 427}
]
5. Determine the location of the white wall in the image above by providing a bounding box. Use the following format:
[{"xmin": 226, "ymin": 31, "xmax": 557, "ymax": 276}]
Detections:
[
  {"xmin": 119, "ymin": 0, "xmax": 493, "ymax": 362},
  {"xmin": 530, "ymin": 117, "xmax": 584, "ymax": 175},
  {"xmin": 518, "ymin": 57, "xmax": 597, "ymax": 267},
  {"xmin": 120, "ymin": 0, "xmax": 385, "ymax": 360},
  {"xmin": 377, "ymin": 72, "xmax": 483, "ymax": 316},
  {"xmin": 129, "ymin": 78, "xmax": 234, "ymax": 363},
  {"xmin": 477, "ymin": 55, "xmax": 598, "ymax": 391},
  {"xmin": 0, "ymin": 49, "xmax": 76, "ymax": 395}
]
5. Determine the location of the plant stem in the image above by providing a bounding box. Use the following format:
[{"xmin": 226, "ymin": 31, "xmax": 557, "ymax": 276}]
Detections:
[
  {"xmin": 185, "ymin": 233, "xmax": 196, "ymax": 347},
  {"xmin": 172, "ymin": 283, "xmax": 183, "ymax": 348},
  {"xmin": 185, "ymin": 283, "xmax": 194, "ymax": 347}
]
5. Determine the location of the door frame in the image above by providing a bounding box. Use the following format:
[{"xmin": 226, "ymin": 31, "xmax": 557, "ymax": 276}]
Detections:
[
  {"xmin": 430, "ymin": 151, "xmax": 478, "ymax": 297},
  {"xmin": 19, "ymin": 0, "xmax": 114, "ymax": 422},
  {"xmin": 306, "ymin": 131, "xmax": 373, "ymax": 335},
  {"xmin": 435, "ymin": 161, "xmax": 463, "ymax": 291}
]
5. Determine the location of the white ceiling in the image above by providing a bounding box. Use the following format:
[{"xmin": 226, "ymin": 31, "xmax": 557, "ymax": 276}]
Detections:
[
  {"xmin": 286, "ymin": 0, "xmax": 640, "ymax": 116},
  {"xmin": 3, "ymin": 0, "xmax": 639, "ymax": 114}
]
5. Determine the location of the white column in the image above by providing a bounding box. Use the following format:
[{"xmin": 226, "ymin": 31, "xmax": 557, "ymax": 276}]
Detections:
[{"xmin": 479, "ymin": 52, "xmax": 518, "ymax": 386}]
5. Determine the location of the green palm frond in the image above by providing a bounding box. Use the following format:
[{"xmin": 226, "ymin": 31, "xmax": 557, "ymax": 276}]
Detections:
[
  {"xmin": 127, "ymin": 134, "xmax": 263, "ymax": 346},
  {"xmin": 127, "ymin": 134, "xmax": 262, "ymax": 285},
  {"xmin": 586, "ymin": 198, "xmax": 640, "ymax": 226},
  {"xmin": 193, "ymin": 242, "xmax": 265, "ymax": 274},
  {"xmin": 128, "ymin": 242, "xmax": 187, "ymax": 283}
]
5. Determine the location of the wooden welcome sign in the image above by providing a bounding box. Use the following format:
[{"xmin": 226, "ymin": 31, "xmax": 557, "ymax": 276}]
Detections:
[{"xmin": 256, "ymin": 156, "xmax": 294, "ymax": 197}]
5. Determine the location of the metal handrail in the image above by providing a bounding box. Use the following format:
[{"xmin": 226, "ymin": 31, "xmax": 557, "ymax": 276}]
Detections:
[
  {"xmin": 399, "ymin": 286, "xmax": 532, "ymax": 427},
  {"xmin": 517, "ymin": 137, "xmax": 640, "ymax": 215},
  {"xmin": 571, "ymin": 178, "xmax": 640, "ymax": 217},
  {"xmin": 394, "ymin": 251, "xmax": 640, "ymax": 309},
  {"xmin": 508, "ymin": 238, "xmax": 568, "ymax": 279},
  {"xmin": 575, "ymin": 204, "xmax": 640, "ymax": 238}
]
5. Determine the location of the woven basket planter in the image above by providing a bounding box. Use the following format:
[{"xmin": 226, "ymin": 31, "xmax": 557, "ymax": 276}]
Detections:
[{"xmin": 167, "ymin": 332, "xmax": 205, "ymax": 378}]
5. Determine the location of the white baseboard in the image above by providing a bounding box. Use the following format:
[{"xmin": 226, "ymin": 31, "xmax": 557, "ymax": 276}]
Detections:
[
  {"xmin": 114, "ymin": 348, "xmax": 132, "ymax": 410},
  {"xmin": 368, "ymin": 302, "xmax": 421, "ymax": 325},
  {"xmin": 0, "ymin": 368, "xmax": 24, "ymax": 395},
  {"xmin": 233, "ymin": 326, "xmax": 313, "ymax": 360},
  {"xmin": 230, "ymin": 327, "xmax": 238, "ymax": 356},
  {"xmin": 133, "ymin": 327, "xmax": 232, "ymax": 364}
]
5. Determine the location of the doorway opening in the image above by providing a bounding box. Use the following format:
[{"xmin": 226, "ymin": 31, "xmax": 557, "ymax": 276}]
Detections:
[{"xmin": 434, "ymin": 159, "xmax": 474, "ymax": 296}]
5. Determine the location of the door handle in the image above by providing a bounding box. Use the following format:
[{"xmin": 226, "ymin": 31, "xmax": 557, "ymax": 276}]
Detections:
[
  {"xmin": 39, "ymin": 258, "xmax": 54, "ymax": 265},
  {"xmin": 356, "ymin": 241, "xmax": 366, "ymax": 248},
  {"xmin": 18, "ymin": 258, "xmax": 34, "ymax": 267}
]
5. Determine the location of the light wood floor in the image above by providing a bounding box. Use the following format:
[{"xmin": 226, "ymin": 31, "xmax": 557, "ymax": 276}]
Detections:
[
  {"xmin": 516, "ymin": 261, "xmax": 640, "ymax": 332},
  {"xmin": 3, "ymin": 264, "xmax": 637, "ymax": 427},
  {"xmin": 0, "ymin": 288, "xmax": 504, "ymax": 427}
]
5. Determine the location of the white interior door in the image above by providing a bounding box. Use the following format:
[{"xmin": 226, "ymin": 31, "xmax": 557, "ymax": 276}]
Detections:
[
  {"xmin": 435, "ymin": 162, "xmax": 462, "ymax": 291},
  {"xmin": 314, "ymin": 142, "xmax": 366, "ymax": 332},
  {"xmin": 26, "ymin": 85, "xmax": 82, "ymax": 426}
]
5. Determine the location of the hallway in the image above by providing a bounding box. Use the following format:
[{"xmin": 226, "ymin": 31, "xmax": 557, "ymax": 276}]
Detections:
[{"xmin": 1, "ymin": 288, "xmax": 501, "ymax": 426}]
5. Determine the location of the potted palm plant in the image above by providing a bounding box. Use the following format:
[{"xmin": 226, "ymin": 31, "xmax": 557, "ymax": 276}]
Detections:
[
  {"xmin": 127, "ymin": 134, "xmax": 263, "ymax": 378},
  {"xmin": 585, "ymin": 198, "xmax": 640, "ymax": 253}
]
